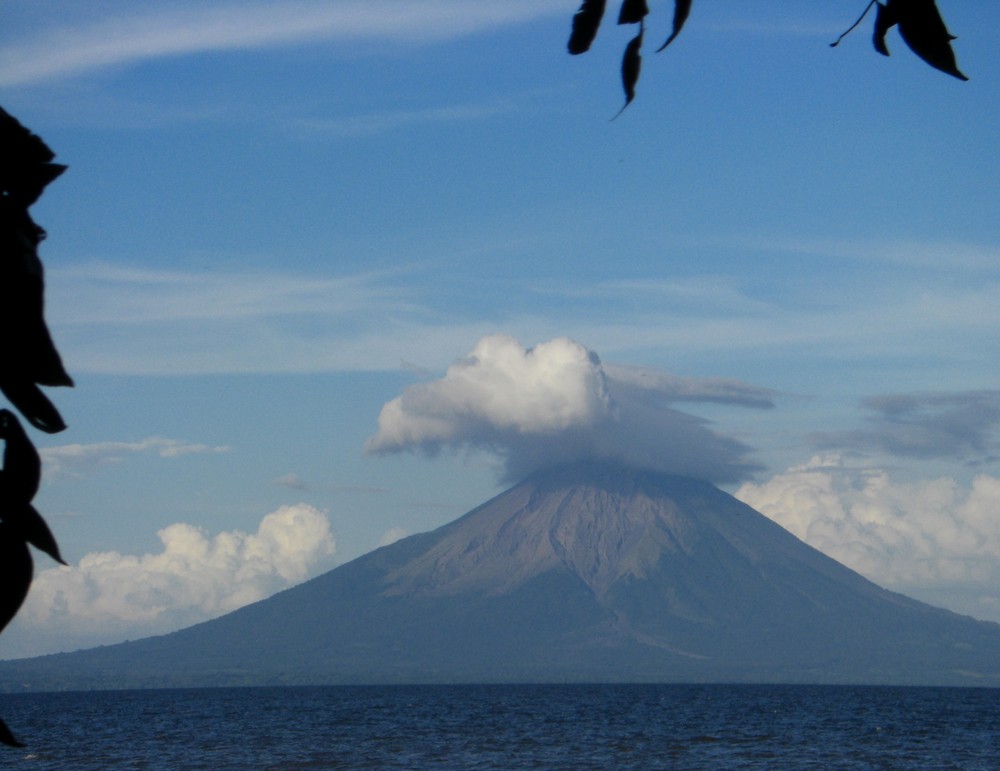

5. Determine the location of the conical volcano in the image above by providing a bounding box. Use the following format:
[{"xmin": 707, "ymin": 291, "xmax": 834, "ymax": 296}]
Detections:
[{"xmin": 3, "ymin": 463, "xmax": 1000, "ymax": 689}]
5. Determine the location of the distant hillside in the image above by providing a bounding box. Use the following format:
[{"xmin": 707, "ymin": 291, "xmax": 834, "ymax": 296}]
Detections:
[{"xmin": 3, "ymin": 462, "xmax": 1000, "ymax": 690}]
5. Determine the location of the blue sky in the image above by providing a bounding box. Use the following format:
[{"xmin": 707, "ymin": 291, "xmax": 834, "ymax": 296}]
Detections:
[{"xmin": 2, "ymin": 0, "xmax": 999, "ymax": 658}]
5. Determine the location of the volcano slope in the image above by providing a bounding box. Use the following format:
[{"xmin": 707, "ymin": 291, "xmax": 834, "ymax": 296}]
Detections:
[{"xmin": 3, "ymin": 463, "xmax": 1000, "ymax": 689}]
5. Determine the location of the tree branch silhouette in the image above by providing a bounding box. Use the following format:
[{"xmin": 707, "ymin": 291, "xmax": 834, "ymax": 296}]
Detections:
[{"xmin": 0, "ymin": 106, "xmax": 72, "ymax": 749}]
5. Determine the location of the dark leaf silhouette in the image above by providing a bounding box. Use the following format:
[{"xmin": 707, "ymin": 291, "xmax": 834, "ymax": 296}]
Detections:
[
  {"xmin": 891, "ymin": 0, "xmax": 968, "ymax": 80},
  {"xmin": 614, "ymin": 26, "xmax": 645, "ymax": 119},
  {"xmin": 618, "ymin": 0, "xmax": 649, "ymax": 26},
  {"xmin": 0, "ymin": 198, "xmax": 74, "ymax": 390},
  {"xmin": 0, "ymin": 409, "xmax": 41, "ymax": 504},
  {"xmin": 0, "ymin": 380, "xmax": 67, "ymax": 434},
  {"xmin": 576, "ymin": 0, "xmax": 967, "ymax": 108},
  {"xmin": 657, "ymin": 0, "xmax": 693, "ymax": 52},
  {"xmin": 832, "ymin": 0, "xmax": 967, "ymax": 80},
  {"xmin": 0, "ymin": 107, "xmax": 63, "ymax": 208},
  {"xmin": 0, "ymin": 106, "xmax": 73, "ymax": 448},
  {"xmin": 0, "ymin": 411, "xmax": 64, "ymax": 564},
  {"xmin": 568, "ymin": 0, "xmax": 607, "ymax": 54},
  {"xmin": 873, "ymin": 1, "xmax": 898, "ymax": 55},
  {"xmin": 1, "ymin": 107, "xmax": 70, "ymax": 751},
  {"xmin": 0, "ymin": 719, "xmax": 24, "ymax": 749},
  {"xmin": 0, "ymin": 522, "xmax": 32, "ymax": 635},
  {"xmin": 3, "ymin": 504, "xmax": 67, "ymax": 566},
  {"xmin": 17, "ymin": 163, "xmax": 67, "ymax": 211}
]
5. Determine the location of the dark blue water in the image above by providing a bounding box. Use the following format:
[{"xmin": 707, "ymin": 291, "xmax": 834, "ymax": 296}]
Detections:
[{"xmin": 2, "ymin": 684, "xmax": 999, "ymax": 769}]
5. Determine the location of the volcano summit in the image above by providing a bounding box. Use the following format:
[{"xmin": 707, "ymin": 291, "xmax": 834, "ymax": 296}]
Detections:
[{"xmin": 3, "ymin": 463, "xmax": 1000, "ymax": 689}]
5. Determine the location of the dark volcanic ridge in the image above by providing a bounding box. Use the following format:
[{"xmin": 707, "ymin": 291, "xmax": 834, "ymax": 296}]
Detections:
[{"xmin": 3, "ymin": 462, "xmax": 1000, "ymax": 689}]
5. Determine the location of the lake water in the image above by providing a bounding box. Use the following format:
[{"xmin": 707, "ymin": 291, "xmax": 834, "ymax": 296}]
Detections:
[{"xmin": 2, "ymin": 683, "xmax": 999, "ymax": 769}]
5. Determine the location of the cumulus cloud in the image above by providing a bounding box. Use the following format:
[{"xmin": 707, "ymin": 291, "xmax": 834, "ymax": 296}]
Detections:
[
  {"xmin": 365, "ymin": 335, "xmax": 770, "ymax": 484},
  {"xmin": 812, "ymin": 390, "xmax": 1000, "ymax": 465},
  {"xmin": 736, "ymin": 456, "xmax": 1000, "ymax": 622},
  {"xmin": 17, "ymin": 504, "xmax": 334, "ymax": 648},
  {"xmin": 40, "ymin": 437, "xmax": 230, "ymax": 479}
]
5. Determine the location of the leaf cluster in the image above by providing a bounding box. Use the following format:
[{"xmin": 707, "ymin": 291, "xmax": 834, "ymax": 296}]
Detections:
[
  {"xmin": 832, "ymin": 0, "xmax": 967, "ymax": 81},
  {"xmin": 568, "ymin": 0, "xmax": 692, "ymax": 116},
  {"xmin": 568, "ymin": 0, "xmax": 967, "ymax": 112},
  {"xmin": 0, "ymin": 106, "xmax": 73, "ymax": 748}
]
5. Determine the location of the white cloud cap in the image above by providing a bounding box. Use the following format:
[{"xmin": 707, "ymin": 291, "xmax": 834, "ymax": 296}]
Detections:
[
  {"xmin": 366, "ymin": 335, "xmax": 610, "ymax": 450},
  {"xmin": 366, "ymin": 334, "xmax": 766, "ymax": 483}
]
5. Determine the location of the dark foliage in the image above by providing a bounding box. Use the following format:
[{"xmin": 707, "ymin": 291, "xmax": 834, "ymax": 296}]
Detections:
[
  {"xmin": 0, "ymin": 718, "xmax": 25, "ymax": 749},
  {"xmin": 657, "ymin": 0, "xmax": 692, "ymax": 52},
  {"xmin": 571, "ymin": 0, "xmax": 967, "ymax": 111},
  {"xmin": 0, "ymin": 106, "xmax": 71, "ymax": 748},
  {"xmin": 613, "ymin": 26, "xmax": 645, "ymax": 119},
  {"xmin": 568, "ymin": 0, "xmax": 608, "ymax": 55},
  {"xmin": 875, "ymin": 0, "xmax": 967, "ymax": 79},
  {"xmin": 617, "ymin": 0, "xmax": 649, "ymax": 26},
  {"xmin": 833, "ymin": 0, "xmax": 967, "ymax": 80}
]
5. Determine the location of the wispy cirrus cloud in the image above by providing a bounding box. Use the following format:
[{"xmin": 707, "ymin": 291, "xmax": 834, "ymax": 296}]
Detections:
[
  {"xmin": 729, "ymin": 235, "xmax": 1000, "ymax": 273},
  {"xmin": 47, "ymin": 262, "xmax": 415, "ymax": 325},
  {"xmin": 604, "ymin": 364, "xmax": 776, "ymax": 409},
  {"xmin": 43, "ymin": 253, "xmax": 1000, "ymax": 377},
  {"xmin": 526, "ymin": 234, "xmax": 1000, "ymax": 359},
  {"xmin": 46, "ymin": 261, "xmax": 500, "ymax": 375},
  {"xmin": 41, "ymin": 437, "xmax": 230, "ymax": 479},
  {"xmin": 1, "ymin": 0, "xmax": 567, "ymax": 87},
  {"xmin": 812, "ymin": 391, "xmax": 1000, "ymax": 465}
]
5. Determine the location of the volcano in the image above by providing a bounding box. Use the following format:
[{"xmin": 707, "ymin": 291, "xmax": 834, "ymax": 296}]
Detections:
[{"xmin": 3, "ymin": 463, "xmax": 1000, "ymax": 689}]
